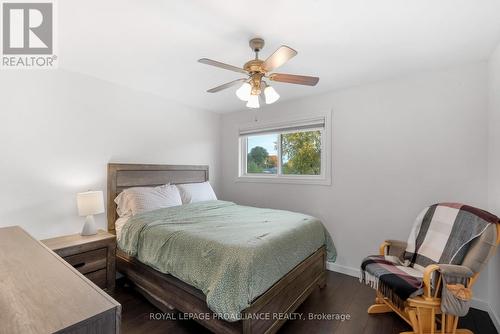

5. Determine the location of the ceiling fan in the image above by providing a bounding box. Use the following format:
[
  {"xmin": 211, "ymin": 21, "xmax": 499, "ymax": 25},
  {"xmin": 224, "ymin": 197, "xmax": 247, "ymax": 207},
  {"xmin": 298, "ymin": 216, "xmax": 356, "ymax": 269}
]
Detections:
[{"xmin": 198, "ymin": 38, "xmax": 319, "ymax": 109}]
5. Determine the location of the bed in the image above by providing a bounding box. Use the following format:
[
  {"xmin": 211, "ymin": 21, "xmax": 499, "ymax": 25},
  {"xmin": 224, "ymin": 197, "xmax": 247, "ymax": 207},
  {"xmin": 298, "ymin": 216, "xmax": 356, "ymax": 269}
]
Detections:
[{"xmin": 107, "ymin": 163, "xmax": 334, "ymax": 334}]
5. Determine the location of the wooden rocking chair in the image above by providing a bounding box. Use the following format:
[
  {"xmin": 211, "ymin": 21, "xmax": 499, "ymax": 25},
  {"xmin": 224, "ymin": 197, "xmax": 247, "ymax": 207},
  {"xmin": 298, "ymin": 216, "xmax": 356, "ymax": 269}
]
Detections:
[{"xmin": 366, "ymin": 208, "xmax": 500, "ymax": 334}]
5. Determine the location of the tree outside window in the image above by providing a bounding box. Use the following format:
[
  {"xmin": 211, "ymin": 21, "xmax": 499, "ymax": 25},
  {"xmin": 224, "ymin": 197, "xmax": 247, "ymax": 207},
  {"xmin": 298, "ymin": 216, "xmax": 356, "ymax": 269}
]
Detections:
[
  {"xmin": 245, "ymin": 130, "xmax": 321, "ymax": 176},
  {"xmin": 281, "ymin": 130, "xmax": 321, "ymax": 175}
]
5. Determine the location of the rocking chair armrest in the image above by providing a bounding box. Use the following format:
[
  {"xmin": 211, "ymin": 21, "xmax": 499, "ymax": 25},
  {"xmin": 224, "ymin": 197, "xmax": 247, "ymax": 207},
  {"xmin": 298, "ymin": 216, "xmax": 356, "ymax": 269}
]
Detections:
[
  {"xmin": 379, "ymin": 239, "xmax": 407, "ymax": 257},
  {"xmin": 422, "ymin": 264, "xmax": 474, "ymax": 298},
  {"xmin": 437, "ymin": 264, "xmax": 474, "ymax": 278}
]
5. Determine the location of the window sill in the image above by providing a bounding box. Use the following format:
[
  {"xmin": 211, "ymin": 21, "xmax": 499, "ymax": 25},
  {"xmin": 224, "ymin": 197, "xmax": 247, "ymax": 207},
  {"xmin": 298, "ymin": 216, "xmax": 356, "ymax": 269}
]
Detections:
[{"xmin": 235, "ymin": 175, "xmax": 331, "ymax": 186}]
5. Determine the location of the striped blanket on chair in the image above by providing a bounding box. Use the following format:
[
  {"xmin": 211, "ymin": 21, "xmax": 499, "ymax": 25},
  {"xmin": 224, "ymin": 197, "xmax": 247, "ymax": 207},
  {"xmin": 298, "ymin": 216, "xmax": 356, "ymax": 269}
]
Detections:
[
  {"xmin": 361, "ymin": 255, "xmax": 424, "ymax": 308},
  {"xmin": 361, "ymin": 203, "xmax": 499, "ymax": 308}
]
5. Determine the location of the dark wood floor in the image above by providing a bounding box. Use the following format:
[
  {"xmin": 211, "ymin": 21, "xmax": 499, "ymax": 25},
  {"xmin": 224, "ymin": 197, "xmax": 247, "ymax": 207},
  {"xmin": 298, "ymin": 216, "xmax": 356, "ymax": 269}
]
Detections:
[{"xmin": 110, "ymin": 271, "xmax": 498, "ymax": 334}]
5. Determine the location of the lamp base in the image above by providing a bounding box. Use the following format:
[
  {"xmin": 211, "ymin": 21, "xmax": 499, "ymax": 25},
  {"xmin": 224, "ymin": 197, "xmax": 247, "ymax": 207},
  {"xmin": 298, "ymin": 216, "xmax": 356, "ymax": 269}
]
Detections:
[{"xmin": 81, "ymin": 215, "xmax": 98, "ymax": 236}]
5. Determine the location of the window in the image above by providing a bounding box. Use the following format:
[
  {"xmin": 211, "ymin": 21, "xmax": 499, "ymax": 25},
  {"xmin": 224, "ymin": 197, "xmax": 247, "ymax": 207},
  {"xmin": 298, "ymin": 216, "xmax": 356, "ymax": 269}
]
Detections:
[
  {"xmin": 238, "ymin": 115, "xmax": 331, "ymax": 185},
  {"xmin": 247, "ymin": 134, "xmax": 278, "ymax": 174}
]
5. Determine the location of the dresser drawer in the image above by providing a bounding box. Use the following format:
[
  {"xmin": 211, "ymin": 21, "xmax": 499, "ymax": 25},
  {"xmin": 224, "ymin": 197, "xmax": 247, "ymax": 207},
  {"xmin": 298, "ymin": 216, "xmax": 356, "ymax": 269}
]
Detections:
[
  {"xmin": 63, "ymin": 248, "xmax": 107, "ymax": 275},
  {"xmin": 85, "ymin": 269, "xmax": 107, "ymax": 289}
]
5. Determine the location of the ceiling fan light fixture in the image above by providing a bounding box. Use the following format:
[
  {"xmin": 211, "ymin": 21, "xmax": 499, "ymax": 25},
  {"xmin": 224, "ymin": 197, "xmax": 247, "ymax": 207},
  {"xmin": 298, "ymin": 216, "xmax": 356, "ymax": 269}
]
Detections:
[
  {"xmin": 200, "ymin": 38, "xmax": 319, "ymax": 108},
  {"xmin": 236, "ymin": 82, "xmax": 252, "ymax": 101},
  {"xmin": 246, "ymin": 94, "xmax": 260, "ymax": 109},
  {"xmin": 264, "ymin": 85, "xmax": 280, "ymax": 104}
]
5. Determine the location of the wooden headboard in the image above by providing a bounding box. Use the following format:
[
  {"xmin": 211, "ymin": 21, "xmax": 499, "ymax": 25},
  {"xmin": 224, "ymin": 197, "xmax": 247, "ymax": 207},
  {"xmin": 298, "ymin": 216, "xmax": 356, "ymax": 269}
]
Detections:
[{"xmin": 107, "ymin": 163, "xmax": 209, "ymax": 233}]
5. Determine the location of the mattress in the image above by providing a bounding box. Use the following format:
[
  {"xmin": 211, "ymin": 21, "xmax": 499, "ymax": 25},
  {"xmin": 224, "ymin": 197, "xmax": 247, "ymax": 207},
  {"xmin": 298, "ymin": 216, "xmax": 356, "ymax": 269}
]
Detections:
[{"xmin": 118, "ymin": 200, "xmax": 336, "ymax": 320}]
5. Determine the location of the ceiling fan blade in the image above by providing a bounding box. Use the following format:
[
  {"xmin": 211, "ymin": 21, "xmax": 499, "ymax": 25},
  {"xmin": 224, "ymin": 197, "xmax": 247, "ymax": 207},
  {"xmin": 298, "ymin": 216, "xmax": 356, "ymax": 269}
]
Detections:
[
  {"xmin": 269, "ymin": 73, "xmax": 319, "ymax": 86},
  {"xmin": 262, "ymin": 46, "xmax": 297, "ymax": 72},
  {"xmin": 207, "ymin": 78, "xmax": 246, "ymax": 93},
  {"xmin": 198, "ymin": 58, "xmax": 247, "ymax": 74}
]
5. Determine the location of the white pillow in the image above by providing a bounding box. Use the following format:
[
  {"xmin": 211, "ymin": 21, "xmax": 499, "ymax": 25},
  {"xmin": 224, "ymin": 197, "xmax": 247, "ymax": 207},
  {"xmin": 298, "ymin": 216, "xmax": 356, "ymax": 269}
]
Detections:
[
  {"xmin": 114, "ymin": 184, "xmax": 182, "ymax": 216},
  {"xmin": 176, "ymin": 182, "xmax": 217, "ymax": 204}
]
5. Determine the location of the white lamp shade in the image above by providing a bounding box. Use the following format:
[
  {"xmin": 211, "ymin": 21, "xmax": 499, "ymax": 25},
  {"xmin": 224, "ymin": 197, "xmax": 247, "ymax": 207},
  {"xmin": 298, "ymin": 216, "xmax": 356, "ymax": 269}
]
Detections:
[
  {"xmin": 236, "ymin": 82, "xmax": 252, "ymax": 101},
  {"xmin": 246, "ymin": 94, "xmax": 260, "ymax": 108},
  {"xmin": 77, "ymin": 191, "xmax": 104, "ymax": 216},
  {"xmin": 264, "ymin": 85, "xmax": 280, "ymax": 104}
]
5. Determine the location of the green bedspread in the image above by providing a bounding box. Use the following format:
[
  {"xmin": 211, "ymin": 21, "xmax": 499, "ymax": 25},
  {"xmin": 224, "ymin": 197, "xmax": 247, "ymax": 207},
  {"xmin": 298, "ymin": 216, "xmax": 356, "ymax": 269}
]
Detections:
[{"xmin": 118, "ymin": 200, "xmax": 336, "ymax": 321}]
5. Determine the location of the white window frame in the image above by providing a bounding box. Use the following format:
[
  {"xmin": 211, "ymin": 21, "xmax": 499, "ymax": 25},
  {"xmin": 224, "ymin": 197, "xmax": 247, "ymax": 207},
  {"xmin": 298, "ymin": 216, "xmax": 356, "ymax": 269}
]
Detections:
[{"xmin": 237, "ymin": 110, "xmax": 332, "ymax": 185}]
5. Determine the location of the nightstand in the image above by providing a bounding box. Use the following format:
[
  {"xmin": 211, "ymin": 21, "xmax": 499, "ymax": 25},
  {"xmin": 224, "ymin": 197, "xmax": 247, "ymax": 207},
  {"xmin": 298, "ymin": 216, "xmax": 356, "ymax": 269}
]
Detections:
[{"xmin": 42, "ymin": 230, "xmax": 116, "ymax": 291}]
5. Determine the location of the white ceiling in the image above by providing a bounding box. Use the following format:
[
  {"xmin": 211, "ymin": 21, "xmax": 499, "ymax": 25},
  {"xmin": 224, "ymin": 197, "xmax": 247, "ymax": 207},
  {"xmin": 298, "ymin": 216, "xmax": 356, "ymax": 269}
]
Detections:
[{"xmin": 59, "ymin": 0, "xmax": 500, "ymax": 113}]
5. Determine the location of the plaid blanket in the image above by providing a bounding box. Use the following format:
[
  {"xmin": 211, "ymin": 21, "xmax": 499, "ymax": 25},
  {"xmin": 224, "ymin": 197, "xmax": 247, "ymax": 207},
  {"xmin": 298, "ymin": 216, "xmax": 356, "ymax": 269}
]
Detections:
[
  {"xmin": 404, "ymin": 203, "xmax": 498, "ymax": 271},
  {"xmin": 361, "ymin": 255, "xmax": 423, "ymax": 308},
  {"xmin": 361, "ymin": 203, "xmax": 499, "ymax": 308}
]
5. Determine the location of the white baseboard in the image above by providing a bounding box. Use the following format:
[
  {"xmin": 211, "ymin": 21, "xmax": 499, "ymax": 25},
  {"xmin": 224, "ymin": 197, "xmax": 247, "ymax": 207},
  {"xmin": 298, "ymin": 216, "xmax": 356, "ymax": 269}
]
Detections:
[
  {"xmin": 326, "ymin": 262, "xmax": 499, "ymax": 332},
  {"xmin": 471, "ymin": 297, "xmax": 490, "ymax": 312},
  {"xmin": 326, "ymin": 261, "xmax": 359, "ymax": 278}
]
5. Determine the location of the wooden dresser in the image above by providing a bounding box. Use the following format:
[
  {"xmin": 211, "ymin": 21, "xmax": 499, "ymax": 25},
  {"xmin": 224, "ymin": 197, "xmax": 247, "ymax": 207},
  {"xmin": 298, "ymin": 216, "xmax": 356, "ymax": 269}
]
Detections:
[
  {"xmin": 42, "ymin": 230, "xmax": 116, "ymax": 291},
  {"xmin": 0, "ymin": 226, "xmax": 121, "ymax": 334}
]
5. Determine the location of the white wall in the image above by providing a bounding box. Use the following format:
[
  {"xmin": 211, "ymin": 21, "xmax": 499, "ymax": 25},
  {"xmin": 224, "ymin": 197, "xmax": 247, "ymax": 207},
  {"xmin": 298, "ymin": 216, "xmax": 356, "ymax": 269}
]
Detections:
[
  {"xmin": 488, "ymin": 42, "xmax": 500, "ymax": 329},
  {"xmin": 221, "ymin": 63, "xmax": 490, "ymax": 300},
  {"xmin": 0, "ymin": 70, "xmax": 220, "ymax": 239}
]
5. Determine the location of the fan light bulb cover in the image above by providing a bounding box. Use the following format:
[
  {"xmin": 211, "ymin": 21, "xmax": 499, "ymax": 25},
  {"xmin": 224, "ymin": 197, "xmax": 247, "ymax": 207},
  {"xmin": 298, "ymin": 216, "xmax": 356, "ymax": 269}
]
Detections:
[
  {"xmin": 236, "ymin": 82, "xmax": 252, "ymax": 101},
  {"xmin": 246, "ymin": 94, "xmax": 260, "ymax": 108},
  {"xmin": 264, "ymin": 85, "xmax": 280, "ymax": 104}
]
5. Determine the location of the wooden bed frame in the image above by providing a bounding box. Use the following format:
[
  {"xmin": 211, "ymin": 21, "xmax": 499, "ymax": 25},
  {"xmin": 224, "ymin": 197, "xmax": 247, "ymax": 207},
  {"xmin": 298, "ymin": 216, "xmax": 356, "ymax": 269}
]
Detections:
[{"xmin": 107, "ymin": 163, "xmax": 327, "ymax": 334}]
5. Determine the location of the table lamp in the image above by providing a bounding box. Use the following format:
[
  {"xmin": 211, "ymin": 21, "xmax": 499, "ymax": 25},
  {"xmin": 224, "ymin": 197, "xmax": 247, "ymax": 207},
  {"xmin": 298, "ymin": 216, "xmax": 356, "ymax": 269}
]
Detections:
[{"xmin": 77, "ymin": 190, "xmax": 104, "ymax": 236}]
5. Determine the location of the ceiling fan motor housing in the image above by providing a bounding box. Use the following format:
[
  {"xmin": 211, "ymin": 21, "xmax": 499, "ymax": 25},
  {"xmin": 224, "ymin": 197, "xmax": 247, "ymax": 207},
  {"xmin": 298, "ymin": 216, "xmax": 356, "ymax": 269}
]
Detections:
[{"xmin": 244, "ymin": 59, "xmax": 265, "ymax": 73}]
